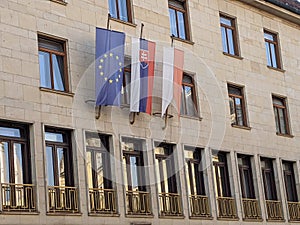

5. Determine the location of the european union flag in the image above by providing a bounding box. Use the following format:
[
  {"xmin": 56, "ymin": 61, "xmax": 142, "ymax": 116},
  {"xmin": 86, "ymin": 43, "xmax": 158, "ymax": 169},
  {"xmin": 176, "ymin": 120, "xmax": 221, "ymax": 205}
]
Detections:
[{"xmin": 95, "ymin": 27, "xmax": 125, "ymax": 106}]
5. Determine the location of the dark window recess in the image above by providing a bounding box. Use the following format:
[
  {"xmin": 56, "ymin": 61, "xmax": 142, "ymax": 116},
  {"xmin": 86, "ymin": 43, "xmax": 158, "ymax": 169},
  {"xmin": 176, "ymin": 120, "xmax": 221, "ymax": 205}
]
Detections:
[
  {"xmin": 272, "ymin": 96, "xmax": 290, "ymax": 135},
  {"xmin": 264, "ymin": 30, "xmax": 281, "ymax": 69},
  {"xmin": 38, "ymin": 36, "xmax": 69, "ymax": 92},
  {"xmin": 228, "ymin": 84, "xmax": 247, "ymax": 126},
  {"xmin": 213, "ymin": 152, "xmax": 231, "ymax": 197},
  {"xmin": 108, "ymin": 0, "xmax": 132, "ymax": 22},
  {"xmin": 168, "ymin": 0, "xmax": 190, "ymax": 40},
  {"xmin": 238, "ymin": 154, "xmax": 255, "ymax": 199},
  {"xmin": 181, "ymin": 74, "xmax": 198, "ymax": 117},
  {"xmin": 283, "ymin": 161, "xmax": 298, "ymax": 202},
  {"xmin": 220, "ymin": 14, "xmax": 239, "ymax": 56},
  {"xmin": 261, "ymin": 158, "xmax": 277, "ymax": 200},
  {"xmin": 121, "ymin": 60, "xmax": 131, "ymax": 105}
]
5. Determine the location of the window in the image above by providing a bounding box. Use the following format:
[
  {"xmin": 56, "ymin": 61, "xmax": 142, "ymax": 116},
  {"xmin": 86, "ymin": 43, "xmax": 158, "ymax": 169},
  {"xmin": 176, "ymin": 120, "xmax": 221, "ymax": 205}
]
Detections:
[
  {"xmin": 168, "ymin": 0, "xmax": 190, "ymax": 40},
  {"xmin": 238, "ymin": 155, "xmax": 255, "ymax": 199},
  {"xmin": 122, "ymin": 137, "xmax": 151, "ymax": 215},
  {"xmin": 220, "ymin": 14, "xmax": 239, "ymax": 56},
  {"xmin": 272, "ymin": 96, "xmax": 290, "ymax": 135},
  {"xmin": 154, "ymin": 143, "xmax": 182, "ymax": 216},
  {"xmin": 121, "ymin": 61, "xmax": 131, "ymax": 105},
  {"xmin": 283, "ymin": 161, "xmax": 298, "ymax": 202},
  {"xmin": 228, "ymin": 84, "xmax": 247, "ymax": 127},
  {"xmin": 38, "ymin": 35, "xmax": 69, "ymax": 92},
  {"xmin": 86, "ymin": 132, "xmax": 116, "ymax": 213},
  {"xmin": 0, "ymin": 121, "xmax": 35, "ymax": 211},
  {"xmin": 181, "ymin": 74, "xmax": 198, "ymax": 117},
  {"xmin": 261, "ymin": 158, "xmax": 277, "ymax": 200},
  {"xmin": 108, "ymin": 0, "xmax": 132, "ymax": 22},
  {"xmin": 45, "ymin": 127, "xmax": 78, "ymax": 212},
  {"xmin": 264, "ymin": 30, "xmax": 281, "ymax": 69}
]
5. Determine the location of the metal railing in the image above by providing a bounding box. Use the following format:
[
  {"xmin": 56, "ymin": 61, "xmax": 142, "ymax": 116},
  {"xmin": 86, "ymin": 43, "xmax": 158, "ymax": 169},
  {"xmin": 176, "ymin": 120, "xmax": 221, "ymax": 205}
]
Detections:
[
  {"xmin": 288, "ymin": 201, "xmax": 300, "ymax": 221},
  {"xmin": 158, "ymin": 192, "xmax": 183, "ymax": 216},
  {"xmin": 242, "ymin": 198, "xmax": 262, "ymax": 220},
  {"xmin": 217, "ymin": 197, "xmax": 238, "ymax": 219},
  {"xmin": 126, "ymin": 190, "xmax": 152, "ymax": 215},
  {"xmin": 1, "ymin": 183, "xmax": 36, "ymax": 212},
  {"xmin": 189, "ymin": 195, "xmax": 211, "ymax": 217},
  {"xmin": 265, "ymin": 200, "xmax": 283, "ymax": 221},
  {"xmin": 48, "ymin": 186, "xmax": 79, "ymax": 213},
  {"xmin": 89, "ymin": 188, "xmax": 117, "ymax": 214}
]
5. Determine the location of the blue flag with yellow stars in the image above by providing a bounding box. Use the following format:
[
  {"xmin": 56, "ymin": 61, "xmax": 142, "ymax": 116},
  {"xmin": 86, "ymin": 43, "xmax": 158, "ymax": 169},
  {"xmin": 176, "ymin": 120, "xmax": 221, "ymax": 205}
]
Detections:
[{"xmin": 95, "ymin": 27, "xmax": 125, "ymax": 106}]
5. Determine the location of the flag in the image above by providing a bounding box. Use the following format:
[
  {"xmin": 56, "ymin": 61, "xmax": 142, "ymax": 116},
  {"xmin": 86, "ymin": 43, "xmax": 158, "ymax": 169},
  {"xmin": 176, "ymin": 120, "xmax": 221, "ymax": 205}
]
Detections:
[
  {"xmin": 161, "ymin": 47, "xmax": 184, "ymax": 116},
  {"xmin": 130, "ymin": 37, "xmax": 156, "ymax": 114},
  {"xmin": 95, "ymin": 27, "xmax": 125, "ymax": 106}
]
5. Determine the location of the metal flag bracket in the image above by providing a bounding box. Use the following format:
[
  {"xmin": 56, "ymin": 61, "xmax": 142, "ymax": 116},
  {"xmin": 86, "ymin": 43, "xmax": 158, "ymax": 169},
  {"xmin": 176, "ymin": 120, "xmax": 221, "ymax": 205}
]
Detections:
[
  {"xmin": 95, "ymin": 106, "xmax": 101, "ymax": 120},
  {"xmin": 153, "ymin": 108, "xmax": 173, "ymax": 130}
]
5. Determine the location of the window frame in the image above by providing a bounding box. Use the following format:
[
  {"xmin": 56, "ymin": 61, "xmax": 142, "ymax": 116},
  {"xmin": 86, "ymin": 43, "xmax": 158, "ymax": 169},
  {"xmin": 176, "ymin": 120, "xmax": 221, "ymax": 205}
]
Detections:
[
  {"xmin": 237, "ymin": 154, "xmax": 255, "ymax": 199},
  {"xmin": 261, "ymin": 158, "xmax": 277, "ymax": 201},
  {"xmin": 213, "ymin": 152, "xmax": 231, "ymax": 197},
  {"xmin": 168, "ymin": 0, "xmax": 190, "ymax": 41},
  {"xmin": 219, "ymin": 13, "xmax": 240, "ymax": 56},
  {"xmin": 38, "ymin": 35, "xmax": 69, "ymax": 93},
  {"xmin": 282, "ymin": 161, "xmax": 298, "ymax": 202},
  {"xmin": 264, "ymin": 29, "xmax": 282, "ymax": 69},
  {"xmin": 181, "ymin": 74, "xmax": 198, "ymax": 117},
  {"xmin": 109, "ymin": 0, "xmax": 133, "ymax": 23},
  {"xmin": 227, "ymin": 84, "xmax": 248, "ymax": 127},
  {"xmin": 272, "ymin": 95, "xmax": 290, "ymax": 135}
]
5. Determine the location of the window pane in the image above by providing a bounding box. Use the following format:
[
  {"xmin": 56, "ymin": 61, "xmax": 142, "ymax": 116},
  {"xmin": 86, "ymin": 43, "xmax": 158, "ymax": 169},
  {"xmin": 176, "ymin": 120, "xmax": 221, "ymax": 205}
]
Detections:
[
  {"xmin": 184, "ymin": 85, "xmax": 197, "ymax": 116},
  {"xmin": 264, "ymin": 32, "xmax": 274, "ymax": 41},
  {"xmin": 274, "ymin": 108, "xmax": 280, "ymax": 133},
  {"xmin": 180, "ymin": 86, "xmax": 186, "ymax": 115},
  {"xmin": 95, "ymin": 152, "xmax": 104, "ymax": 189},
  {"xmin": 169, "ymin": 8, "xmax": 178, "ymax": 37},
  {"xmin": 39, "ymin": 51, "xmax": 51, "ymax": 89},
  {"xmin": 121, "ymin": 70, "xmax": 131, "ymax": 105},
  {"xmin": 13, "ymin": 143, "xmax": 24, "ymax": 184},
  {"xmin": 108, "ymin": 0, "xmax": 117, "ymax": 18},
  {"xmin": 52, "ymin": 54, "xmax": 65, "ymax": 91},
  {"xmin": 45, "ymin": 132, "xmax": 64, "ymax": 143},
  {"xmin": 0, "ymin": 142, "xmax": 10, "ymax": 183},
  {"xmin": 57, "ymin": 148, "xmax": 65, "ymax": 186},
  {"xmin": 86, "ymin": 151, "xmax": 93, "ymax": 189},
  {"xmin": 221, "ymin": 27, "xmax": 228, "ymax": 53},
  {"xmin": 278, "ymin": 108, "xmax": 287, "ymax": 134},
  {"xmin": 220, "ymin": 17, "xmax": 232, "ymax": 26},
  {"xmin": 118, "ymin": 0, "xmax": 128, "ymax": 21},
  {"xmin": 270, "ymin": 43, "xmax": 277, "ymax": 68},
  {"xmin": 227, "ymin": 29, "xmax": 235, "ymax": 55},
  {"xmin": 177, "ymin": 11, "xmax": 186, "ymax": 39},
  {"xmin": 265, "ymin": 42, "xmax": 272, "ymax": 67},
  {"xmin": 273, "ymin": 97, "xmax": 284, "ymax": 106},
  {"xmin": 235, "ymin": 98, "xmax": 244, "ymax": 126},
  {"xmin": 46, "ymin": 146, "xmax": 55, "ymax": 186},
  {"xmin": 228, "ymin": 86, "xmax": 242, "ymax": 96},
  {"xmin": 130, "ymin": 156, "xmax": 139, "ymax": 191},
  {"xmin": 39, "ymin": 38, "xmax": 64, "ymax": 52},
  {"xmin": 0, "ymin": 127, "xmax": 21, "ymax": 138}
]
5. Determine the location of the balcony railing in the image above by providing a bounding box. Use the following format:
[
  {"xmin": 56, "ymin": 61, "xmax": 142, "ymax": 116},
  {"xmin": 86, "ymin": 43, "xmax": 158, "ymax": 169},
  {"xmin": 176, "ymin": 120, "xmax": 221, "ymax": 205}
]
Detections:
[
  {"xmin": 265, "ymin": 200, "xmax": 284, "ymax": 221},
  {"xmin": 242, "ymin": 198, "xmax": 262, "ymax": 220},
  {"xmin": 189, "ymin": 195, "xmax": 211, "ymax": 218},
  {"xmin": 1, "ymin": 183, "xmax": 36, "ymax": 212},
  {"xmin": 158, "ymin": 192, "xmax": 183, "ymax": 216},
  {"xmin": 48, "ymin": 186, "xmax": 79, "ymax": 213},
  {"xmin": 288, "ymin": 201, "xmax": 300, "ymax": 221},
  {"xmin": 217, "ymin": 197, "xmax": 238, "ymax": 219},
  {"xmin": 126, "ymin": 190, "xmax": 152, "ymax": 215},
  {"xmin": 89, "ymin": 188, "xmax": 117, "ymax": 214}
]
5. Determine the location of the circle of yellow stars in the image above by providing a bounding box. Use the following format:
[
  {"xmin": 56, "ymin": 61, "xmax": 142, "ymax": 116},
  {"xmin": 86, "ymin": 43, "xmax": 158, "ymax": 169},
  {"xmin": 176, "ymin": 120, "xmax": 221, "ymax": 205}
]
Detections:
[{"xmin": 98, "ymin": 52, "xmax": 123, "ymax": 84}]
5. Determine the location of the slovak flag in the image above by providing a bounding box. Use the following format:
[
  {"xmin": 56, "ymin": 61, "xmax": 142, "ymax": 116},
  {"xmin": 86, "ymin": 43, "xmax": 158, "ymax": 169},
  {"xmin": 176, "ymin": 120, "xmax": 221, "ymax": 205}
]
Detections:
[
  {"xmin": 161, "ymin": 47, "xmax": 184, "ymax": 116},
  {"xmin": 130, "ymin": 37, "xmax": 156, "ymax": 114}
]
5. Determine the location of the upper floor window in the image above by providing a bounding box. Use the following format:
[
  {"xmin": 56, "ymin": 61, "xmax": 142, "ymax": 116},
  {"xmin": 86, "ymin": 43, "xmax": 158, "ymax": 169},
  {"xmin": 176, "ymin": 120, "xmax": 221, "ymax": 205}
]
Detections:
[
  {"xmin": 264, "ymin": 30, "xmax": 281, "ymax": 69},
  {"xmin": 228, "ymin": 84, "xmax": 247, "ymax": 127},
  {"xmin": 38, "ymin": 36, "xmax": 69, "ymax": 92},
  {"xmin": 220, "ymin": 14, "xmax": 239, "ymax": 56},
  {"xmin": 181, "ymin": 74, "xmax": 198, "ymax": 117},
  {"xmin": 272, "ymin": 95, "xmax": 290, "ymax": 135},
  {"xmin": 283, "ymin": 161, "xmax": 298, "ymax": 202},
  {"xmin": 108, "ymin": 0, "xmax": 132, "ymax": 23},
  {"xmin": 168, "ymin": 0, "xmax": 190, "ymax": 40}
]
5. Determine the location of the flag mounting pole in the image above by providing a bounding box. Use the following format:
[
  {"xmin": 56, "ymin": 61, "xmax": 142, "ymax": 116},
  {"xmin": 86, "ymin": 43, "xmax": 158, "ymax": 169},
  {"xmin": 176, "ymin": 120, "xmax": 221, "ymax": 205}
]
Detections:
[
  {"xmin": 95, "ymin": 106, "xmax": 101, "ymax": 120},
  {"xmin": 140, "ymin": 23, "xmax": 144, "ymax": 39},
  {"xmin": 107, "ymin": 13, "xmax": 111, "ymax": 29}
]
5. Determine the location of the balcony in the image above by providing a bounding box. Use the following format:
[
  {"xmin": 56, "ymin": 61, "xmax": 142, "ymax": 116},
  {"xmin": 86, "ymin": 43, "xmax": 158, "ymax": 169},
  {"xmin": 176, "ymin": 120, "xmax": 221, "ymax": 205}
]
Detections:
[
  {"xmin": 217, "ymin": 197, "xmax": 238, "ymax": 219},
  {"xmin": 1, "ymin": 183, "xmax": 36, "ymax": 212},
  {"xmin": 126, "ymin": 190, "xmax": 152, "ymax": 215},
  {"xmin": 265, "ymin": 200, "xmax": 284, "ymax": 221},
  {"xmin": 158, "ymin": 192, "xmax": 183, "ymax": 217},
  {"xmin": 189, "ymin": 195, "xmax": 211, "ymax": 218},
  {"xmin": 89, "ymin": 188, "xmax": 117, "ymax": 214},
  {"xmin": 288, "ymin": 201, "xmax": 300, "ymax": 221},
  {"xmin": 242, "ymin": 198, "xmax": 262, "ymax": 220},
  {"xmin": 48, "ymin": 186, "xmax": 79, "ymax": 213}
]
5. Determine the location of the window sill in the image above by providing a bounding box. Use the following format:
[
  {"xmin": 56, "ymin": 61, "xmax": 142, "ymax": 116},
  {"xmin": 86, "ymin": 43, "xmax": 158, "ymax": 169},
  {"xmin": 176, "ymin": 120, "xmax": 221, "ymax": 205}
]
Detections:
[
  {"xmin": 0, "ymin": 211, "xmax": 40, "ymax": 215},
  {"xmin": 243, "ymin": 218, "xmax": 263, "ymax": 222},
  {"xmin": 158, "ymin": 215, "xmax": 185, "ymax": 219},
  {"xmin": 267, "ymin": 66, "xmax": 285, "ymax": 73},
  {"xmin": 110, "ymin": 17, "xmax": 137, "ymax": 27},
  {"xmin": 231, "ymin": 124, "xmax": 251, "ymax": 130},
  {"xmin": 276, "ymin": 132, "xmax": 294, "ymax": 138},
  {"xmin": 88, "ymin": 212, "xmax": 120, "ymax": 217},
  {"xmin": 180, "ymin": 114, "xmax": 202, "ymax": 121},
  {"xmin": 223, "ymin": 52, "xmax": 243, "ymax": 60},
  {"xmin": 189, "ymin": 215, "xmax": 213, "ymax": 220},
  {"xmin": 217, "ymin": 217, "xmax": 239, "ymax": 221},
  {"xmin": 40, "ymin": 87, "xmax": 74, "ymax": 97},
  {"xmin": 50, "ymin": 0, "xmax": 67, "ymax": 5},
  {"xmin": 46, "ymin": 212, "xmax": 82, "ymax": 216},
  {"xmin": 125, "ymin": 213, "xmax": 154, "ymax": 218},
  {"xmin": 171, "ymin": 36, "xmax": 194, "ymax": 45}
]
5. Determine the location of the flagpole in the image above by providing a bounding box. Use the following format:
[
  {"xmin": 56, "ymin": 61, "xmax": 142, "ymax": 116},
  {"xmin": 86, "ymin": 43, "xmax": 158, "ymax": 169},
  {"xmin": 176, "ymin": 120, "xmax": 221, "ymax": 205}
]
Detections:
[{"xmin": 107, "ymin": 13, "xmax": 111, "ymax": 29}]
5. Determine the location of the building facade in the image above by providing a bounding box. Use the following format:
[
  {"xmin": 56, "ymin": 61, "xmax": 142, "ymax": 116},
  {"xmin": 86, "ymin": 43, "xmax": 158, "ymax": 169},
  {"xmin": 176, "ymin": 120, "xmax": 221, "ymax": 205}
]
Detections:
[{"xmin": 0, "ymin": 0, "xmax": 300, "ymax": 224}]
